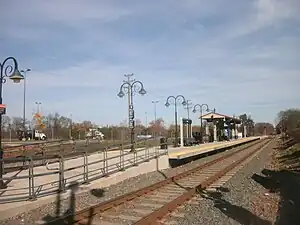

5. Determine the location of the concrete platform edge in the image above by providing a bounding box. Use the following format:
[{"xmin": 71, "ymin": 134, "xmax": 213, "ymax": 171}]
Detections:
[{"xmin": 170, "ymin": 137, "xmax": 260, "ymax": 160}]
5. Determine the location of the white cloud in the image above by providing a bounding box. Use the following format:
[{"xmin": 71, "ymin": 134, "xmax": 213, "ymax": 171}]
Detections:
[
  {"xmin": 256, "ymin": 0, "xmax": 300, "ymax": 22},
  {"xmin": 1, "ymin": 0, "xmax": 299, "ymax": 124},
  {"xmin": 1, "ymin": 1, "xmax": 130, "ymax": 24},
  {"xmin": 224, "ymin": 0, "xmax": 300, "ymax": 39}
]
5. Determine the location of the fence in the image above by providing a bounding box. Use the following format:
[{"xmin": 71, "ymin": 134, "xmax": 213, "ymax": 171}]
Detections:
[{"xmin": 0, "ymin": 140, "xmax": 169, "ymax": 203}]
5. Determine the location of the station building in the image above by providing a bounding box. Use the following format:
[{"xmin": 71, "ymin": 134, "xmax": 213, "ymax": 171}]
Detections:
[{"xmin": 200, "ymin": 112, "xmax": 246, "ymax": 142}]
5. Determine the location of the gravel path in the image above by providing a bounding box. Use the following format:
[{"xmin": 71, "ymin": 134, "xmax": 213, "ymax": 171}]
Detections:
[
  {"xmin": 0, "ymin": 143, "xmax": 255, "ymax": 225},
  {"xmin": 173, "ymin": 139, "xmax": 278, "ymax": 225}
]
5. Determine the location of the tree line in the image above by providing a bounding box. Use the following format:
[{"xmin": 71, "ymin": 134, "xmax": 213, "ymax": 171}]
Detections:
[
  {"xmin": 275, "ymin": 108, "xmax": 300, "ymax": 142},
  {"xmin": 2, "ymin": 112, "xmax": 274, "ymax": 141}
]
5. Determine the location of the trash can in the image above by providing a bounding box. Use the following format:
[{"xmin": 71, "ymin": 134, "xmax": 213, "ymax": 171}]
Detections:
[{"xmin": 160, "ymin": 137, "xmax": 168, "ymax": 149}]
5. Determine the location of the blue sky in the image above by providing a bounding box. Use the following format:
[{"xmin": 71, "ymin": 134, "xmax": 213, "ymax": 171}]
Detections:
[{"xmin": 1, "ymin": 0, "xmax": 299, "ymax": 127}]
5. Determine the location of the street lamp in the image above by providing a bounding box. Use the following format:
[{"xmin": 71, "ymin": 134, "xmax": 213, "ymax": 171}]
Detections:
[
  {"xmin": 193, "ymin": 104, "xmax": 215, "ymax": 143},
  {"xmin": 117, "ymin": 80, "xmax": 146, "ymax": 152},
  {"xmin": 151, "ymin": 100, "xmax": 159, "ymax": 122},
  {"xmin": 20, "ymin": 69, "xmax": 31, "ymax": 131},
  {"xmin": 35, "ymin": 102, "xmax": 42, "ymax": 113},
  {"xmin": 192, "ymin": 103, "xmax": 210, "ymax": 131},
  {"xmin": 165, "ymin": 95, "xmax": 187, "ymax": 147},
  {"xmin": 0, "ymin": 57, "xmax": 24, "ymax": 189}
]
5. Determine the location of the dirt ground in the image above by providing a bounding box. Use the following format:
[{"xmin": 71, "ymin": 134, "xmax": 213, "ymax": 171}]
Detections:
[{"xmin": 251, "ymin": 137, "xmax": 300, "ymax": 225}]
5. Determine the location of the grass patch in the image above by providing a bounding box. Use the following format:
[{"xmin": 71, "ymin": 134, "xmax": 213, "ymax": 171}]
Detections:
[{"xmin": 276, "ymin": 141, "xmax": 300, "ymax": 172}]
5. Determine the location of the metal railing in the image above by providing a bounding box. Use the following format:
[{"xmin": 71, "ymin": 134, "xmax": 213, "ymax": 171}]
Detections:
[
  {"xmin": 0, "ymin": 140, "xmax": 169, "ymax": 203},
  {"xmin": 2, "ymin": 138, "xmax": 173, "ymax": 169}
]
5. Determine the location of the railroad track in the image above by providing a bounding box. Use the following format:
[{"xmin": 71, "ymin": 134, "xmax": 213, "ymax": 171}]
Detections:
[{"xmin": 45, "ymin": 138, "xmax": 272, "ymax": 225}]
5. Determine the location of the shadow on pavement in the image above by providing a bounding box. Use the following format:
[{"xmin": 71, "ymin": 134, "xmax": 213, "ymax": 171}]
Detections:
[
  {"xmin": 42, "ymin": 181, "xmax": 105, "ymax": 225},
  {"xmin": 252, "ymin": 168, "xmax": 300, "ymax": 225},
  {"xmin": 200, "ymin": 187, "xmax": 272, "ymax": 225}
]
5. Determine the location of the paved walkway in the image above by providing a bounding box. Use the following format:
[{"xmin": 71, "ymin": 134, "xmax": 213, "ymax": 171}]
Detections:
[{"xmin": 0, "ymin": 146, "xmax": 165, "ymax": 203}]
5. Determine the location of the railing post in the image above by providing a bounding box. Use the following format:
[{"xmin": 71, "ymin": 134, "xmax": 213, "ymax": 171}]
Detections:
[
  {"xmin": 28, "ymin": 157, "xmax": 36, "ymax": 201},
  {"xmin": 105, "ymin": 147, "xmax": 108, "ymax": 174},
  {"xmin": 59, "ymin": 142, "xmax": 64, "ymax": 155},
  {"xmin": 1, "ymin": 158, "xmax": 4, "ymax": 175},
  {"xmin": 133, "ymin": 149, "xmax": 138, "ymax": 166},
  {"xmin": 155, "ymin": 143, "xmax": 160, "ymax": 171},
  {"xmin": 83, "ymin": 151, "xmax": 89, "ymax": 183},
  {"xmin": 145, "ymin": 142, "xmax": 150, "ymax": 162},
  {"xmin": 103, "ymin": 148, "xmax": 108, "ymax": 176},
  {"xmin": 58, "ymin": 155, "xmax": 65, "ymax": 193},
  {"xmin": 41, "ymin": 143, "xmax": 46, "ymax": 165},
  {"xmin": 155, "ymin": 142, "xmax": 159, "ymax": 158},
  {"xmin": 119, "ymin": 144, "xmax": 125, "ymax": 171},
  {"xmin": 22, "ymin": 145, "xmax": 26, "ymax": 167},
  {"xmin": 72, "ymin": 140, "xmax": 76, "ymax": 152},
  {"xmin": 28, "ymin": 157, "xmax": 32, "ymax": 199}
]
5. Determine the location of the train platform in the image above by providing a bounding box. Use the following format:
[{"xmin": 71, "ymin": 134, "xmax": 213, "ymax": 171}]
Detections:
[
  {"xmin": 168, "ymin": 137, "xmax": 260, "ymax": 160},
  {"xmin": 0, "ymin": 146, "xmax": 169, "ymax": 221}
]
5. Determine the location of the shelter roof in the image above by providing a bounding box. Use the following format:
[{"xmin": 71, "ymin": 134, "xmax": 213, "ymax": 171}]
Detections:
[{"xmin": 200, "ymin": 112, "xmax": 241, "ymax": 123}]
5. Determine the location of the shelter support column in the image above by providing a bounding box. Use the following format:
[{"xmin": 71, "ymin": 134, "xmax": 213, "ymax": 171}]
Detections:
[
  {"xmin": 231, "ymin": 126, "xmax": 235, "ymax": 140},
  {"xmin": 205, "ymin": 124, "xmax": 209, "ymax": 137},
  {"xmin": 244, "ymin": 125, "xmax": 247, "ymax": 137},
  {"xmin": 180, "ymin": 117, "xmax": 184, "ymax": 147},
  {"xmin": 213, "ymin": 124, "xmax": 217, "ymax": 142}
]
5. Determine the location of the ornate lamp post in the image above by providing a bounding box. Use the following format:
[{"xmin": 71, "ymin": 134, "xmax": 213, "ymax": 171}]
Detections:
[
  {"xmin": 117, "ymin": 80, "xmax": 146, "ymax": 152},
  {"xmin": 0, "ymin": 57, "xmax": 24, "ymax": 189},
  {"xmin": 192, "ymin": 103, "xmax": 210, "ymax": 131},
  {"xmin": 193, "ymin": 104, "xmax": 216, "ymax": 143},
  {"xmin": 165, "ymin": 95, "xmax": 187, "ymax": 147}
]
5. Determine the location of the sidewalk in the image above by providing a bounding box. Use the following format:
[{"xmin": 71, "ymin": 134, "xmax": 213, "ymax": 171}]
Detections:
[{"xmin": 0, "ymin": 146, "xmax": 166, "ymax": 204}]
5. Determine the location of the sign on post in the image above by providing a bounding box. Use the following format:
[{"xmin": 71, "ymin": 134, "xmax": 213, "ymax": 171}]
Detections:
[{"xmin": 0, "ymin": 104, "xmax": 6, "ymax": 115}]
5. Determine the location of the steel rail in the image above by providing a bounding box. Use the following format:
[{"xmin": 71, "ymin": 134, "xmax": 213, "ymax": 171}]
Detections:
[
  {"xmin": 135, "ymin": 138, "xmax": 272, "ymax": 224},
  {"xmin": 45, "ymin": 138, "xmax": 268, "ymax": 225}
]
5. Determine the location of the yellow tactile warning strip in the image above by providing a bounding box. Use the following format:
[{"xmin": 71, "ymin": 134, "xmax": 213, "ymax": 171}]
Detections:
[{"xmin": 168, "ymin": 137, "xmax": 258, "ymax": 159}]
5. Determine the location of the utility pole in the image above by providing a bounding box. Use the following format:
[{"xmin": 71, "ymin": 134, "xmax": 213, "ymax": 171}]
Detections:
[
  {"xmin": 152, "ymin": 100, "xmax": 159, "ymax": 137},
  {"xmin": 145, "ymin": 111, "xmax": 148, "ymax": 135},
  {"xmin": 184, "ymin": 100, "xmax": 193, "ymax": 138},
  {"xmin": 69, "ymin": 114, "xmax": 73, "ymax": 140},
  {"xmin": 20, "ymin": 69, "xmax": 31, "ymax": 131},
  {"xmin": 124, "ymin": 74, "xmax": 135, "ymax": 128}
]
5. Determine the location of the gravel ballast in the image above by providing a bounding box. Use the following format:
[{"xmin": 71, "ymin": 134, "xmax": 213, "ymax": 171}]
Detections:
[
  {"xmin": 0, "ymin": 142, "xmax": 256, "ymax": 225},
  {"xmin": 172, "ymin": 139, "xmax": 278, "ymax": 225}
]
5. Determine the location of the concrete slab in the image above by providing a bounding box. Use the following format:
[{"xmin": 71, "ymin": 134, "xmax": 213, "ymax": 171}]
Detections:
[{"xmin": 168, "ymin": 137, "xmax": 260, "ymax": 159}]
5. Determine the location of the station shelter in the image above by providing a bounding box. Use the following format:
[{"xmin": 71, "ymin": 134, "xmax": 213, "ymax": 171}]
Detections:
[{"xmin": 200, "ymin": 112, "xmax": 246, "ymax": 142}]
